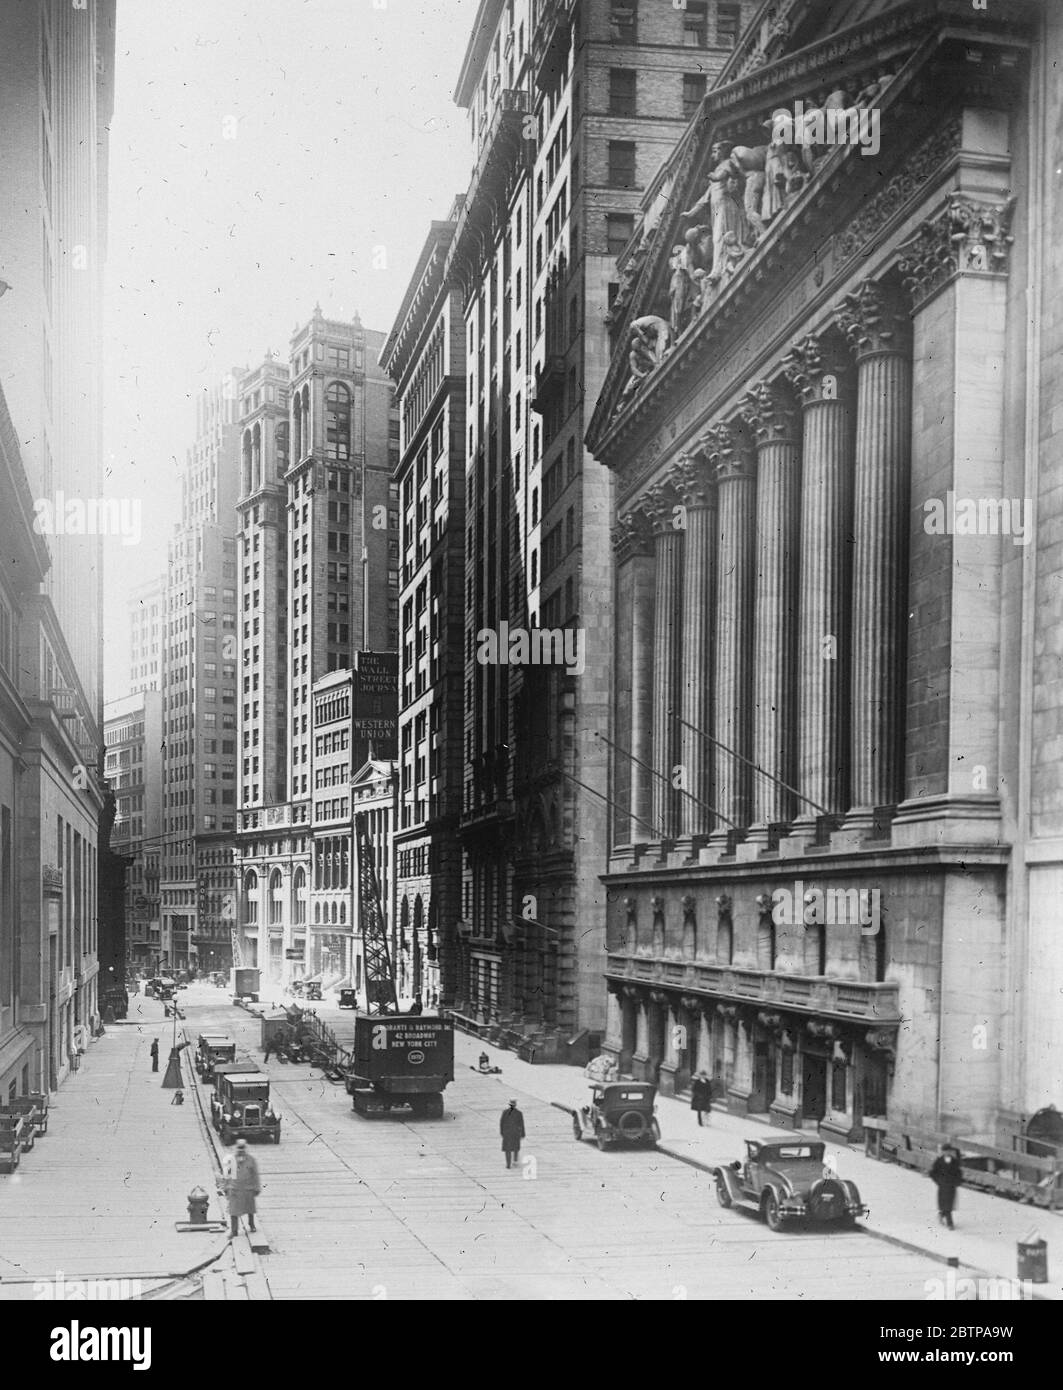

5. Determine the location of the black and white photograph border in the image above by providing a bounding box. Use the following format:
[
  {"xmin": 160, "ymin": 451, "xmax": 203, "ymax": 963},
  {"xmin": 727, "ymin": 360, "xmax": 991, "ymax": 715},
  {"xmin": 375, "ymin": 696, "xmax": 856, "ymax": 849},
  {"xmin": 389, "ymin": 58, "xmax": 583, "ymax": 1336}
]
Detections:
[{"xmin": 0, "ymin": 0, "xmax": 1058, "ymax": 1349}]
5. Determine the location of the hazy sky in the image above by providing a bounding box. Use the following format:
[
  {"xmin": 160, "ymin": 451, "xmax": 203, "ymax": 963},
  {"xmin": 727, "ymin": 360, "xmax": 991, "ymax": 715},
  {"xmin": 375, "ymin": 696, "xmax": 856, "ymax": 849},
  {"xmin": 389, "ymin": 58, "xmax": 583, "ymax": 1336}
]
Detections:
[{"xmin": 102, "ymin": 0, "xmax": 479, "ymax": 696}]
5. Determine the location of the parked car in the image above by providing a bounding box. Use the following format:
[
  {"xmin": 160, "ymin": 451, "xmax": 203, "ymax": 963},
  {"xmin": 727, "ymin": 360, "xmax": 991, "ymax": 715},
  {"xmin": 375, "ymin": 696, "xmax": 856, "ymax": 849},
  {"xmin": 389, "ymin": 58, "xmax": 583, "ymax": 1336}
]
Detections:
[
  {"xmin": 338, "ymin": 988, "xmax": 358, "ymax": 1009},
  {"xmin": 195, "ymin": 1033, "xmax": 237, "ymax": 1083},
  {"xmin": 713, "ymin": 1139, "xmax": 867, "ymax": 1231},
  {"xmin": 572, "ymin": 1082, "xmax": 661, "ymax": 1151}
]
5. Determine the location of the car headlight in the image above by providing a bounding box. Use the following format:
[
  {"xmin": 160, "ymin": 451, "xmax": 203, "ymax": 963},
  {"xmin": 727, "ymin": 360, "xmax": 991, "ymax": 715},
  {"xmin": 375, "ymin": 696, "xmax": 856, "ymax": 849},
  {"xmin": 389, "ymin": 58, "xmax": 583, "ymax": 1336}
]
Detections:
[{"xmin": 232, "ymin": 1106, "xmax": 242, "ymax": 1119}]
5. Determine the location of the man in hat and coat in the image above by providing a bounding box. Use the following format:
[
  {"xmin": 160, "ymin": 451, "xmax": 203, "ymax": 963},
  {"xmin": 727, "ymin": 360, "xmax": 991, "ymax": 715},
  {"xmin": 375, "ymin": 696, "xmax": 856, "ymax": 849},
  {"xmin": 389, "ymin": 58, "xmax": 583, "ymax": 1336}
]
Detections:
[
  {"xmin": 149, "ymin": 1038, "xmax": 159, "ymax": 1073},
  {"xmin": 221, "ymin": 1139, "xmax": 261, "ymax": 1238},
  {"xmin": 929, "ymin": 1143, "xmax": 963, "ymax": 1229},
  {"xmin": 690, "ymin": 1072, "xmax": 713, "ymax": 1126},
  {"xmin": 500, "ymin": 1099, "xmax": 525, "ymax": 1170}
]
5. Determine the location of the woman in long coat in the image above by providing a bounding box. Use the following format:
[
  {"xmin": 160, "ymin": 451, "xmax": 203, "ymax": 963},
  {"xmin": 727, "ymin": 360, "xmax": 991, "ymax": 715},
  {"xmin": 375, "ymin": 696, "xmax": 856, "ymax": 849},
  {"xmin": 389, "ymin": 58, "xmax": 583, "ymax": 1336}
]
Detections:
[
  {"xmin": 221, "ymin": 1140, "xmax": 261, "ymax": 1236},
  {"xmin": 690, "ymin": 1072, "xmax": 713, "ymax": 1127}
]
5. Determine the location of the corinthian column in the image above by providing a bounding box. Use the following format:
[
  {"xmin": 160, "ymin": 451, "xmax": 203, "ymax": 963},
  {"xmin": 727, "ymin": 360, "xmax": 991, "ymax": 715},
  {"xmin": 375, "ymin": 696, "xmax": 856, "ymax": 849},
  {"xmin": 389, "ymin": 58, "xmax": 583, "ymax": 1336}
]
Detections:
[
  {"xmin": 673, "ymin": 448, "xmax": 717, "ymax": 841},
  {"xmin": 782, "ymin": 333, "xmax": 854, "ymax": 820},
  {"xmin": 612, "ymin": 510, "xmax": 655, "ymax": 845},
  {"xmin": 742, "ymin": 378, "xmax": 800, "ymax": 833},
  {"xmin": 835, "ymin": 280, "xmax": 913, "ymax": 822},
  {"xmin": 704, "ymin": 422, "xmax": 756, "ymax": 834},
  {"xmin": 643, "ymin": 481, "xmax": 683, "ymax": 841}
]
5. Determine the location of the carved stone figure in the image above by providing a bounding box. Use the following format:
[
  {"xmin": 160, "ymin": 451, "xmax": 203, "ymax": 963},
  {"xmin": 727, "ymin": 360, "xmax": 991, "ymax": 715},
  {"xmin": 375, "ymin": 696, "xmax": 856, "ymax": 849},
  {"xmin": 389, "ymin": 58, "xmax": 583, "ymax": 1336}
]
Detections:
[
  {"xmin": 683, "ymin": 142, "xmax": 752, "ymax": 280},
  {"xmin": 668, "ymin": 242, "xmax": 697, "ymax": 338},
  {"xmin": 728, "ymin": 144, "xmax": 767, "ymax": 240},
  {"xmin": 621, "ymin": 314, "xmax": 671, "ymax": 400}
]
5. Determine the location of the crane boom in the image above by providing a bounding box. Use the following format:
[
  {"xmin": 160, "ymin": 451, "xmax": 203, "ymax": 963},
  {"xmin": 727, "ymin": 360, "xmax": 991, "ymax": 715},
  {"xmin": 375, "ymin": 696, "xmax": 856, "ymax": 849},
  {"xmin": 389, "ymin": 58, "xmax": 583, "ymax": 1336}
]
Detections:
[{"xmin": 355, "ymin": 812, "xmax": 397, "ymax": 1015}]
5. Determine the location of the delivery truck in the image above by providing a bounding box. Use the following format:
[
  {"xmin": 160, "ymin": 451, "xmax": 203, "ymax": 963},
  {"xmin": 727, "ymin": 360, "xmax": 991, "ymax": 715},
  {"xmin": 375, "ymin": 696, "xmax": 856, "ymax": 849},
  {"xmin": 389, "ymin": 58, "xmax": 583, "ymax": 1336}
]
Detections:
[
  {"xmin": 345, "ymin": 1014, "xmax": 454, "ymax": 1117},
  {"xmin": 230, "ymin": 967, "xmax": 261, "ymax": 1003}
]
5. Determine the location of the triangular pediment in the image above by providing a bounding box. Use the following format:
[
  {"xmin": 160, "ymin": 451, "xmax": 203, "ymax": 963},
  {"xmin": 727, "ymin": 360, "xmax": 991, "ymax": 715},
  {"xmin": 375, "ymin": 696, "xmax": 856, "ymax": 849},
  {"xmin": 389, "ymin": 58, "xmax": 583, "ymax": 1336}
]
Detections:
[{"xmin": 588, "ymin": 0, "xmax": 1032, "ymax": 453}]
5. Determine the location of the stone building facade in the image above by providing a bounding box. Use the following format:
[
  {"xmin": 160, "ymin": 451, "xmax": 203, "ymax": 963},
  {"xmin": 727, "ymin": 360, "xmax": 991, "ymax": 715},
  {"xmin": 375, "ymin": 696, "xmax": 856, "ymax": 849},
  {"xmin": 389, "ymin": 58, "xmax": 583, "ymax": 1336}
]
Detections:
[
  {"xmin": 586, "ymin": 0, "xmax": 1056, "ymax": 1142},
  {"xmin": 445, "ymin": 0, "xmax": 755, "ymax": 1057}
]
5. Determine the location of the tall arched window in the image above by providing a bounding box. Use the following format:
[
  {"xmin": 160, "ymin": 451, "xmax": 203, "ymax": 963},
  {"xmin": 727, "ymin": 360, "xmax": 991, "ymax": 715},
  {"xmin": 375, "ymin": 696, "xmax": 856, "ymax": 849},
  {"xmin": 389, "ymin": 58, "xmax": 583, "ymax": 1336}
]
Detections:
[
  {"xmin": 300, "ymin": 384, "xmax": 310, "ymax": 457},
  {"xmin": 252, "ymin": 422, "xmax": 262, "ymax": 492},
  {"xmin": 269, "ymin": 868, "xmax": 283, "ymax": 926},
  {"xmin": 325, "ymin": 383, "xmax": 351, "ymax": 462},
  {"xmin": 292, "ymin": 867, "xmax": 306, "ymax": 926},
  {"xmin": 241, "ymin": 430, "xmax": 253, "ymax": 497},
  {"xmin": 243, "ymin": 870, "xmax": 258, "ymax": 924},
  {"xmin": 804, "ymin": 920, "xmax": 827, "ymax": 976},
  {"xmin": 291, "ymin": 397, "xmax": 302, "ymax": 463},
  {"xmin": 275, "ymin": 421, "xmax": 289, "ymax": 478}
]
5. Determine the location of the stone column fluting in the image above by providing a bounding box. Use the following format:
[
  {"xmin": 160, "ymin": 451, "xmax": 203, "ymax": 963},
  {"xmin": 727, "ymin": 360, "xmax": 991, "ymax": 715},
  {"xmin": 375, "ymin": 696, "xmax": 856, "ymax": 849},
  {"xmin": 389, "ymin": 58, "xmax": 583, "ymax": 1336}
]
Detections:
[
  {"xmin": 612, "ymin": 511, "xmax": 656, "ymax": 845},
  {"xmin": 673, "ymin": 446, "xmax": 717, "ymax": 840},
  {"xmin": 642, "ymin": 480, "xmax": 683, "ymax": 841},
  {"xmin": 742, "ymin": 378, "xmax": 801, "ymax": 831},
  {"xmin": 835, "ymin": 279, "xmax": 913, "ymax": 818},
  {"xmin": 704, "ymin": 421, "xmax": 756, "ymax": 834},
  {"xmin": 782, "ymin": 332, "xmax": 855, "ymax": 819}
]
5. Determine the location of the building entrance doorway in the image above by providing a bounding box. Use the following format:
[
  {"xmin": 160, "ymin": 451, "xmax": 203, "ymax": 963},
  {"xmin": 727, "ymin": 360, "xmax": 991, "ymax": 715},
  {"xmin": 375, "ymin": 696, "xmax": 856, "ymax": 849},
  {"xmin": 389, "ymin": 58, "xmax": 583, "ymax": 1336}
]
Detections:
[
  {"xmin": 752, "ymin": 1040, "xmax": 776, "ymax": 1112},
  {"xmin": 802, "ymin": 1052, "xmax": 828, "ymax": 1124}
]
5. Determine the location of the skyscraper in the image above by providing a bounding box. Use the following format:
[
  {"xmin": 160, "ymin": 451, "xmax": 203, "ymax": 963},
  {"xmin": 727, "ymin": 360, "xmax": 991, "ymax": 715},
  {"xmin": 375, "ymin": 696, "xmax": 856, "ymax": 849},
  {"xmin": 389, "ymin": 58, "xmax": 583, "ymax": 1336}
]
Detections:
[
  {"xmin": 444, "ymin": 0, "xmax": 747, "ymax": 1054},
  {"xmin": 234, "ymin": 311, "xmax": 400, "ymax": 989},
  {"xmin": 161, "ymin": 376, "xmax": 243, "ymax": 972}
]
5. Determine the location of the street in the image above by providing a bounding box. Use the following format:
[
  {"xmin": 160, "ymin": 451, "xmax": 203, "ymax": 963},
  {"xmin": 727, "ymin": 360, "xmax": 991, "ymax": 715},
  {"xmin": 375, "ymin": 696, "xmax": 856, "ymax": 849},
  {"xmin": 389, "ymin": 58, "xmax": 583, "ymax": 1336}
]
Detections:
[{"xmin": 181, "ymin": 986, "xmax": 942, "ymax": 1300}]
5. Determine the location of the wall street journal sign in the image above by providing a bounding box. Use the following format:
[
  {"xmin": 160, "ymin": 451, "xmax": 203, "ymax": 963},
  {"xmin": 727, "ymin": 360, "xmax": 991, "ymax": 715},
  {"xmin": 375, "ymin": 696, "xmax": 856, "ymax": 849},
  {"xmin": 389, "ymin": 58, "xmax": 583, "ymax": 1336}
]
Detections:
[{"xmin": 353, "ymin": 650, "xmax": 398, "ymax": 752}]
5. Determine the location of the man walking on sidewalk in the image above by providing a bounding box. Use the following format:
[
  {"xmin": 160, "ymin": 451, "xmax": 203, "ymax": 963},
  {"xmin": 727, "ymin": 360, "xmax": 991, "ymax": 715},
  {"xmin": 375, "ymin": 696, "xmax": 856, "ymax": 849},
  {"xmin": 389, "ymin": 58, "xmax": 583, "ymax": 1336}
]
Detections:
[
  {"xmin": 149, "ymin": 1038, "xmax": 159, "ymax": 1073},
  {"xmin": 500, "ymin": 1099, "xmax": 525, "ymax": 1170},
  {"xmin": 929, "ymin": 1143, "xmax": 963, "ymax": 1230},
  {"xmin": 690, "ymin": 1072, "xmax": 713, "ymax": 1126},
  {"xmin": 221, "ymin": 1139, "xmax": 261, "ymax": 1238}
]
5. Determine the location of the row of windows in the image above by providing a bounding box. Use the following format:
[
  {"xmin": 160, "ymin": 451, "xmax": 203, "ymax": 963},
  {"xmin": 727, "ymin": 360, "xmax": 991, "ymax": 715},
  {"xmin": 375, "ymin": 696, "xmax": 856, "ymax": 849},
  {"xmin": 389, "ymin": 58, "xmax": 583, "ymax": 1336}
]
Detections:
[
  {"xmin": 608, "ymin": 67, "xmax": 707, "ymax": 119},
  {"xmin": 608, "ymin": 0, "xmax": 740, "ymax": 48}
]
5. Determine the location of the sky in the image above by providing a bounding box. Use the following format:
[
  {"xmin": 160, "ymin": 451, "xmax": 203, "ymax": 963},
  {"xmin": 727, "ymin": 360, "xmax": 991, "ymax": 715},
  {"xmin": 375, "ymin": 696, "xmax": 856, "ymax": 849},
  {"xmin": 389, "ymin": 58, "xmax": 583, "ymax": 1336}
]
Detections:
[{"xmin": 102, "ymin": 0, "xmax": 480, "ymax": 697}]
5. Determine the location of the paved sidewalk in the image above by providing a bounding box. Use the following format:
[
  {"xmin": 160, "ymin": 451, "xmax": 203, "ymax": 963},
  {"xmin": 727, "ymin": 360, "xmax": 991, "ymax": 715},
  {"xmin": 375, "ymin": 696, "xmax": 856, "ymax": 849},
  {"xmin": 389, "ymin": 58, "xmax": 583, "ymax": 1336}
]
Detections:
[
  {"xmin": 0, "ymin": 992, "xmax": 228, "ymax": 1299},
  {"xmin": 457, "ymin": 1034, "xmax": 1063, "ymax": 1300}
]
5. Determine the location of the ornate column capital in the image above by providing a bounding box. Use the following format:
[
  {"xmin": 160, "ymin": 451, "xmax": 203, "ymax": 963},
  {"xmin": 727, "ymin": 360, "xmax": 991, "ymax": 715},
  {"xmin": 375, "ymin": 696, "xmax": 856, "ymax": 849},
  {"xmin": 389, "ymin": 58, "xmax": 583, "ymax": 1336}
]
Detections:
[
  {"xmin": 672, "ymin": 448, "xmax": 717, "ymax": 509},
  {"xmin": 781, "ymin": 332, "xmax": 852, "ymax": 404},
  {"xmin": 897, "ymin": 194, "xmax": 1016, "ymax": 312},
  {"xmin": 612, "ymin": 509, "xmax": 654, "ymax": 562},
  {"xmin": 702, "ymin": 420, "xmax": 755, "ymax": 484},
  {"xmin": 640, "ymin": 479, "xmax": 683, "ymax": 535},
  {"xmin": 742, "ymin": 379, "xmax": 799, "ymax": 447},
  {"xmin": 835, "ymin": 279, "xmax": 911, "ymax": 361}
]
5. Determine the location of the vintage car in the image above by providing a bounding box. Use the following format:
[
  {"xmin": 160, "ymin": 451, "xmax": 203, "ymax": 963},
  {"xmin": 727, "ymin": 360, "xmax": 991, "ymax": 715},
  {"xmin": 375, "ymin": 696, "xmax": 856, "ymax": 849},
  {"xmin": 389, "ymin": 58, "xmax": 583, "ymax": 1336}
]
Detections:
[
  {"xmin": 144, "ymin": 977, "xmax": 175, "ymax": 1001},
  {"xmin": 338, "ymin": 988, "xmax": 358, "ymax": 1009},
  {"xmin": 195, "ymin": 1033, "xmax": 238, "ymax": 1083},
  {"xmin": 210, "ymin": 1063, "xmax": 281, "ymax": 1145},
  {"xmin": 303, "ymin": 980, "xmax": 323, "ymax": 1001},
  {"xmin": 714, "ymin": 1139, "xmax": 868, "ymax": 1231},
  {"xmin": 572, "ymin": 1082, "xmax": 661, "ymax": 1150}
]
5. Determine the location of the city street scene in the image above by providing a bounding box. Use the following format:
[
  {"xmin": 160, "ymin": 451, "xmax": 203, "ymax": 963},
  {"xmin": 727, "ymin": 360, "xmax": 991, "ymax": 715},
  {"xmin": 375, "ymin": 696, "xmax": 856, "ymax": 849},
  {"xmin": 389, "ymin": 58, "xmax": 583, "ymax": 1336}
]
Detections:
[{"xmin": 0, "ymin": 0, "xmax": 1060, "ymax": 1342}]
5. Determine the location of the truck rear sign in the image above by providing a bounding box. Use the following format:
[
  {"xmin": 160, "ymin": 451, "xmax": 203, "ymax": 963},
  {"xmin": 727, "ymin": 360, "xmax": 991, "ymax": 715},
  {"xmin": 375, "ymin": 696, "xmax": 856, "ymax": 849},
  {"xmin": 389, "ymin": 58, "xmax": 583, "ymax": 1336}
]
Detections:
[{"xmin": 370, "ymin": 1021, "xmax": 448, "ymax": 1052}]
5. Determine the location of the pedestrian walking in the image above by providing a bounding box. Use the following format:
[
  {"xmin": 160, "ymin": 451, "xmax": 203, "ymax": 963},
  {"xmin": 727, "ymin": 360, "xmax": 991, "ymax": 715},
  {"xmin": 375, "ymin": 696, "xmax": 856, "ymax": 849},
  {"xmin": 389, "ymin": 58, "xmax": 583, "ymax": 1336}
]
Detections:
[
  {"xmin": 690, "ymin": 1071, "xmax": 713, "ymax": 1126},
  {"xmin": 149, "ymin": 1038, "xmax": 159, "ymax": 1073},
  {"xmin": 500, "ymin": 1099, "xmax": 525, "ymax": 1169},
  {"xmin": 929, "ymin": 1143, "xmax": 963, "ymax": 1229},
  {"xmin": 221, "ymin": 1139, "xmax": 261, "ymax": 1238},
  {"xmin": 409, "ymin": 994, "xmax": 423, "ymax": 1015}
]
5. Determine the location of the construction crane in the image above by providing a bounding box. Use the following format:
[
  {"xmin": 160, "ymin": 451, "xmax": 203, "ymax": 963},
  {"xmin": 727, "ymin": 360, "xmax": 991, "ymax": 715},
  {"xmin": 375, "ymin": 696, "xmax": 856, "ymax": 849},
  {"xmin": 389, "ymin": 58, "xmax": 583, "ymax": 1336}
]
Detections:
[{"xmin": 355, "ymin": 812, "xmax": 397, "ymax": 1015}]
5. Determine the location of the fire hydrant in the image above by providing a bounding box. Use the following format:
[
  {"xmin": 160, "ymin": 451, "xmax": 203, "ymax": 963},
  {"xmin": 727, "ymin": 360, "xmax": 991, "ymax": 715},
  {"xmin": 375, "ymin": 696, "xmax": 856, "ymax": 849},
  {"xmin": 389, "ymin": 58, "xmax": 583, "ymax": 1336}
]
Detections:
[{"xmin": 187, "ymin": 1186, "xmax": 210, "ymax": 1226}]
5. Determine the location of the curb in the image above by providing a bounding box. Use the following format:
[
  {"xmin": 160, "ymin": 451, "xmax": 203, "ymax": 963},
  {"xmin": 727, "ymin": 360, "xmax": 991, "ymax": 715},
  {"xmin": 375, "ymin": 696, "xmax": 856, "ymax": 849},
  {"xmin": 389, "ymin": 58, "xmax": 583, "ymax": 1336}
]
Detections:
[{"xmin": 547, "ymin": 1095, "xmax": 1055, "ymax": 1300}]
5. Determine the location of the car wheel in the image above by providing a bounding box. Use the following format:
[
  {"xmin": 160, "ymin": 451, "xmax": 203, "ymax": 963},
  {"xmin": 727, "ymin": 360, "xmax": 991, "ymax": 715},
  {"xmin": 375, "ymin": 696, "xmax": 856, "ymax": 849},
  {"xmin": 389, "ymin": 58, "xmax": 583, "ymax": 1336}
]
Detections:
[
  {"xmin": 572, "ymin": 1115, "xmax": 583, "ymax": 1142},
  {"xmin": 763, "ymin": 1192, "xmax": 784, "ymax": 1232},
  {"xmin": 715, "ymin": 1177, "xmax": 733, "ymax": 1209}
]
